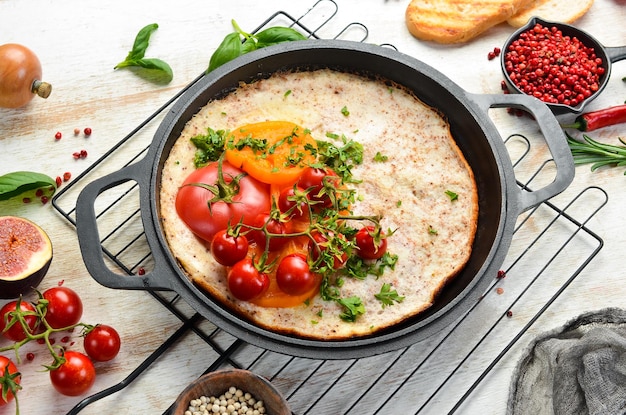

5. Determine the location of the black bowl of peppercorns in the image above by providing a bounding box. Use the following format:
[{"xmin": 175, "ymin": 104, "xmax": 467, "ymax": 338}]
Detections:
[{"xmin": 501, "ymin": 17, "xmax": 626, "ymax": 115}]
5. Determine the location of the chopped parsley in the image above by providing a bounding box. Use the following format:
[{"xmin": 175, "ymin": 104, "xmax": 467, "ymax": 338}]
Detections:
[
  {"xmin": 190, "ymin": 127, "xmax": 229, "ymax": 168},
  {"xmin": 445, "ymin": 190, "xmax": 459, "ymax": 201},
  {"xmin": 375, "ymin": 283, "xmax": 405, "ymax": 308},
  {"xmin": 337, "ymin": 296, "xmax": 365, "ymax": 322},
  {"xmin": 373, "ymin": 152, "xmax": 388, "ymax": 162},
  {"xmin": 341, "ymin": 106, "xmax": 350, "ymax": 116}
]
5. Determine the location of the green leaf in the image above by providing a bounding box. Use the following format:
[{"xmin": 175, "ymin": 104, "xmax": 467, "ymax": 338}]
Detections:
[
  {"xmin": 115, "ymin": 23, "xmax": 173, "ymax": 84},
  {"xmin": 207, "ymin": 32, "xmax": 244, "ymax": 73},
  {"xmin": 375, "ymin": 283, "xmax": 405, "ymax": 308},
  {"xmin": 129, "ymin": 23, "xmax": 159, "ymax": 61},
  {"xmin": 254, "ymin": 26, "xmax": 307, "ymax": 47},
  {"xmin": 0, "ymin": 171, "xmax": 56, "ymax": 201},
  {"xmin": 134, "ymin": 58, "xmax": 173, "ymax": 82},
  {"xmin": 207, "ymin": 22, "xmax": 307, "ymax": 73}
]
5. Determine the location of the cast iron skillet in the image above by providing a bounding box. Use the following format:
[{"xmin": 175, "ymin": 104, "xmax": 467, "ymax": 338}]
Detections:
[{"xmin": 75, "ymin": 40, "xmax": 575, "ymax": 360}]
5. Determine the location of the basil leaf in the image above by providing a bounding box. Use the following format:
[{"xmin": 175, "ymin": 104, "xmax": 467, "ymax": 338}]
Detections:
[
  {"xmin": 129, "ymin": 23, "xmax": 159, "ymax": 61},
  {"xmin": 0, "ymin": 171, "xmax": 56, "ymax": 201},
  {"xmin": 206, "ymin": 21, "xmax": 307, "ymax": 73},
  {"xmin": 134, "ymin": 58, "xmax": 173, "ymax": 82},
  {"xmin": 207, "ymin": 32, "xmax": 243, "ymax": 73},
  {"xmin": 254, "ymin": 27, "xmax": 307, "ymax": 47},
  {"xmin": 115, "ymin": 23, "xmax": 173, "ymax": 84}
]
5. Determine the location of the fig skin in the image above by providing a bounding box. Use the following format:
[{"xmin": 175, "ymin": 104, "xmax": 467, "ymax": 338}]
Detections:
[{"xmin": 0, "ymin": 216, "xmax": 52, "ymax": 299}]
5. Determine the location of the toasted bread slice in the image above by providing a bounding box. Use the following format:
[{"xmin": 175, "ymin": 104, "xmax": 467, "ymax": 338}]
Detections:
[
  {"xmin": 507, "ymin": 0, "xmax": 594, "ymax": 27},
  {"xmin": 405, "ymin": 0, "xmax": 533, "ymax": 44}
]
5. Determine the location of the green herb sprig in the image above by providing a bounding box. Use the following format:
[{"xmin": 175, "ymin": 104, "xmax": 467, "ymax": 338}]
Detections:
[
  {"xmin": 207, "ymin": 19, "xmax": 307, "ymax": 73},
  {"xmin": 566, "ymin": 131, "xmax": 626, "ymax": 174},
  {"xmin": 115, "ymin": 23, "xmax": 173, "ymax": 84}
]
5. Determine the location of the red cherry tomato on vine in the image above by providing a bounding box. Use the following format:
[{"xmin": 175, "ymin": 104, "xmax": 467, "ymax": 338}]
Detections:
[
  {"xmin": 42, "ymin": 286, "xmax": 83, "ymax": 329},
  {"xmin": 175, "ymin": 161, "xmax": 271, "ymax": 243},
  {"xmin": 355, "ymin": 226, "xmax": 388, "ymax": 260},
  {"xmin": 227, "ymin": 259, "xmax": 269, "ymax": 301},
  {"xmin": 248, "ymin": 212, "xmax": 290, "ymax": 251},
  {"xmin": 49, "ymin": 351, "xmax": 95, "ymax": 396},
  {"xmin": 210, "ymin": 229, "xmax": 249, "ymax": 266},
  {"xmin": 0, "ymin": 300, "xmax": 39, "ymax": 342},
  {"xmin": 308, "ymin": 231, "xmax": 348, "ymax": 270},
  {"xmin": 276, "ymin": 253, "xmax": 318, "ymax": 296},
  {"xmin": 298, "ymin": 167, "xmax": 339, "ymax": 208},
  {"xmin": 278, "ymin": 185, "xmax": 309, "ymax": 220},
  {"xmin": 0, "ymin": 356, "xmax": 20, "ymax": 406},
  {"xmin": 83, "ymin": 324, "xmax": 121, "ymax": 362}
]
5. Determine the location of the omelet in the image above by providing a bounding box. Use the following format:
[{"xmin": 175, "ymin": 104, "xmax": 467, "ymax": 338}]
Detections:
[{"xmin": 159, "ymin": 69, "xmax": 478, "ymax": 340}]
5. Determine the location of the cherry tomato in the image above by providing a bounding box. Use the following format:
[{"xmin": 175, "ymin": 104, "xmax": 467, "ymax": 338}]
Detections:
[
  {"xmin": 298, "ymin": 167, "xmax": 339, "ymax": 208},
  {"xmin": 42, "ymin": 286, "xmax": 83, "ymax": 329},
  {"xmin": 308, "ymin": 231, "xmax": 348, "ymax": 270},
  {"xmin": 49, "ymin": 351, "xmax": 95, "ymax": 396},
  {"xmin": 276, "ymin": 253, "xmax": 318, "ymax": 296},
  {"xmin": 355, "ymin": 226, "xmax": 388, "ymax": 260},
  {"xmin": 227, "ymin": 259, "xmax": 269, "ymax": 301},
  {"xmin": 176, "ymin": 161, "xmax": 271, "ymax": 243},
  {"xmin": 210, "ymin": 229, "xmax": 249, "ymax": 266},
  {"xmin": 248, "ymin": 212, "xmax": 290, "ymax": 251},
  {"xmin": 0, "ymin": 356, "xmax": 20, "ymax": 406},
  {"xmin": 0, "ymin": 300, "xmax": 39, "ymax": 342},
  {"xmin": 0, "ymin": 43, "xmax": 51, "ymax": 108},
  {"xmin": 278, "ymin": 185, "xmax": 309, "ymax": 220},
  {"xmin": 83, "ymin": 324, "xmax": 121, "ymax": 362}
]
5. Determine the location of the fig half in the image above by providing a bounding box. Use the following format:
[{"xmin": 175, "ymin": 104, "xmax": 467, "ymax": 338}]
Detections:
[{"xmin": 0, "ymin": 216, "xmax": 52, "ymax": 299}]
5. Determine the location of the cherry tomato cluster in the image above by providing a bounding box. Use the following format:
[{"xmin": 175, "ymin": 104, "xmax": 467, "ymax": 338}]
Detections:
[
  {"xmin": 0, "ymin": 285, "xmax": 121, "ymax": 410},
  {"xmin": 203, "ymin": 165, "xmax": 390, "ymax": 303}
]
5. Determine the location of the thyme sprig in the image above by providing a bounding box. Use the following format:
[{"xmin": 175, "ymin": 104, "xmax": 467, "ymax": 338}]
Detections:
[{"xmin": 566, "ymin": 131, "xmax": 626, "ymax": 174}]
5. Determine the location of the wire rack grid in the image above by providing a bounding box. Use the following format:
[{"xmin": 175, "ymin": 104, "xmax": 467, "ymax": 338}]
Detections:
[{"xmin": 51, "ymin": 1, "xmax": 606, "ymax": 414}]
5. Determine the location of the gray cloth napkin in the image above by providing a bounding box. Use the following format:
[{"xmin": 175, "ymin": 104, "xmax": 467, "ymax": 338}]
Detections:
[{"xmin": 507, "ymin": 308, "xmax": 626, "ymax": 415}]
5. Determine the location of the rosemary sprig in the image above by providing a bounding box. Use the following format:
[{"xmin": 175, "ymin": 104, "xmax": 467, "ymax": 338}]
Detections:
[{"xmin": 566, "ymin": 131, "xmax": 626, "ymax": 174}]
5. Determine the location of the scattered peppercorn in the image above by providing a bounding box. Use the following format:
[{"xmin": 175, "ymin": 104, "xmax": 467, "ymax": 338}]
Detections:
[
  {"xmin": 55, "ymin": 176, "xmax": 62, "ymax": 187},
  {"xmin": 26, "ymin": 352, "xmax": 35, "ymax": 361},
  {"xmin": 137, "ymin": 267, "xmax": 146, "ymax": 276},
  {"xmin": 84, "ymin": 127, "xmax": 92, "ymax": 137},
  {"xmin": 40, "ymin": 195, "xmax": 49, "ymax": 204},
  {"xmin": 63, "ymin": 171, "xmax": 72, "ymax": 182},
  {"xmin": 496, "ymin": 287, "xmax": 504, "ymax": 295},
  {"xmin": 22, "ymin": 197, "xmax": 31, "ymax": 204},
  {"xmin": 487, "ymin": 46, "xmax": 501, "ymax": 61},
  {"xmin": 497, "ymin": 270, "xmax": 507, "ymax": 279},
  {"xmin": 54, "ymin": 131, "xmax": 62, "ymax": 140},
  {"xmin": 74, "ymin": 128, "xmax": 81, "ymax": 136},
  {"xmin": 506, "ymin": 310, "xmax": 513, "ymax": 317},
  {"xmin": 73, "ymin": 150, "xmax": 88, "ymax": 159}
]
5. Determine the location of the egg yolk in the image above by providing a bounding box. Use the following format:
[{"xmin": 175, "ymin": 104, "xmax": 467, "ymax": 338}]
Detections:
[{"xmin": 225, "ymin": 120, "xmax": 317, "ymax": 186}]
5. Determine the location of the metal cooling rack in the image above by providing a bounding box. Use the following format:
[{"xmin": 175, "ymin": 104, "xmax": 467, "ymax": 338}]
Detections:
[{"xmin": 51, "ymin": 1, "xmax": 606, "ymax": 414}]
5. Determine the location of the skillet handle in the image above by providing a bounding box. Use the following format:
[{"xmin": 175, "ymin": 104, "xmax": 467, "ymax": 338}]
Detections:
[
  {"xmin": 469, "ymin": 92, "xmax": 575, "ymax": 213},
  {"xmin": 75, "ymin": 159, "xmax": 175, "ymax": 291}
]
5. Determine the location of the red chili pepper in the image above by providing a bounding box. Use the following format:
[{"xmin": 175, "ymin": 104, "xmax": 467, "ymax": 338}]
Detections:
[{"xmin": 564, "ymin": 104, "xmax": 626, "ymax": 131}]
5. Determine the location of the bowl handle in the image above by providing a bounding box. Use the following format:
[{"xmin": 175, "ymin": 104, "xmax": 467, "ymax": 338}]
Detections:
[
  {"xmin": 468, "ymin": 92, "xmax": 575, "ymax": 213},
  {"xmin": 606, "ymin": 46, "xmax": 626, "ymax": 64},
  {"xmin": 75, "ymin": 159, "xmax": 175, "ymax": 291}
]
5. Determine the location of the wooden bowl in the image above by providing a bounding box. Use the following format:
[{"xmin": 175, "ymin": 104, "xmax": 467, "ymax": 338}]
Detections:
[{"xmin": 171, "ymin": 369, "xmax": 290, "ymax": 415}]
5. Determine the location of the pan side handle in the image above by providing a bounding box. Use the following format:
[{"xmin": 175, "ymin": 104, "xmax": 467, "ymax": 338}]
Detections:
[
  {"xmin": 75, "ymin": 160, "xmax": 174, "ymax": 291},
  {"xmin": 468, "ymin": 92, "xmax": 575, "ymax": 213}
]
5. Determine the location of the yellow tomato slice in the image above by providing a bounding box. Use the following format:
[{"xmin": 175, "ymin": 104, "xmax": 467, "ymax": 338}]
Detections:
[{"xmin": 225, "ymin": 121, "xmax": 317, "ymax": 185}]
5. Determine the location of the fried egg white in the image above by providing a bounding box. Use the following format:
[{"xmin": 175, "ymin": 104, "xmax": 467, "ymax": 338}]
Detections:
[{"xmin": 159, "ymin": 69, "xmax": 478, "ymax": 340}]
